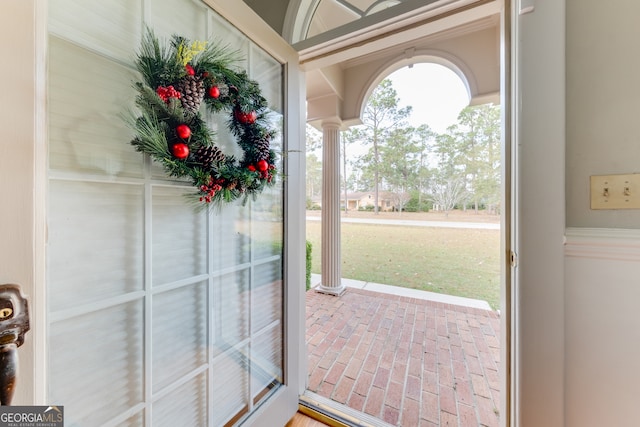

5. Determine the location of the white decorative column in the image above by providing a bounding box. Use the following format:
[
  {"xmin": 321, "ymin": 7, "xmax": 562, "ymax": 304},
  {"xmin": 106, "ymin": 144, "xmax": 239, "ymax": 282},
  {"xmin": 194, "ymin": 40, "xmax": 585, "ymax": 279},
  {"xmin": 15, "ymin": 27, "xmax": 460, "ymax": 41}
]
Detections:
[{"xmin": 316, "ymin": 120, "xmax": 346, "ymax": 296}]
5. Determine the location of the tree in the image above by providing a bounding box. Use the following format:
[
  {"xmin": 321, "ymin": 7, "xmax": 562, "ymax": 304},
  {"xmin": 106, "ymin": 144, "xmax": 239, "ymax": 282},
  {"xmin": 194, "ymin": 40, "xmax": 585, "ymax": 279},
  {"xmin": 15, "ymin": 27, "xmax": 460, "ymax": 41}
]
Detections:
[
  {"xmin": 432, "ymin": 103, "xmax": 501, "ymax": 214},
  {"xmin": 306, "ymin": 153, "xmax": 322, "ymax": 199},
  {"xmin": 428, "ymin": 172, "xmax": 468, "ymax": 216},
  {"xmin": 341, "ymin": 127, "xmax": 359, "ymax": 214},
  {"xmin": 305, "ymin": 124, "xmax": 323, "ymax": 204},
  {"xmin": 450, "ymin": 104, "xmax": 499, "ymax": 212},
  {"xmin": 413, "ymin": 124, "xmax": 436, "ymax": 211},
  {"xmin": 356, "ymin": 79, "xmax": 412, "ymax": 214},
  {"xmin": 306, "ymin": 124, "xmax": 322, "ymax": 154},
  {"xmin": 462, "ymin": 104, "xmax": 501, "ymax": 213},
  {"xmin": 379, "ymin": 127, "xmax": 421, "ymax": 213}
]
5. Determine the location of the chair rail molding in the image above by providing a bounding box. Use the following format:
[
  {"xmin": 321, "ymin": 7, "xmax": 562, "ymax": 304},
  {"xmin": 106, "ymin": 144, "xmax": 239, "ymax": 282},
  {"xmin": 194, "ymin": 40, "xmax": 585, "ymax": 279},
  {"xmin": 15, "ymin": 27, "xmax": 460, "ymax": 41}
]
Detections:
[{"xmin": 564, "ymin": 227, "xmax": 640, "ymax": 261}]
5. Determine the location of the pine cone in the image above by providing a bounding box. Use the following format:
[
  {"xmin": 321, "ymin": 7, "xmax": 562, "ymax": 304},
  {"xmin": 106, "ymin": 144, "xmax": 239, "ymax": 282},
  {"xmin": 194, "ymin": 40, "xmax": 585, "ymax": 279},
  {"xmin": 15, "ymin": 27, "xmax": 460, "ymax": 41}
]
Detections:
[
  {"xmin": 255, "ymin": 136, "xmax": 271, "ymax": 161},
  {"xmin": 175, "ymin": 75, "xmax": 205, "ymax": 115},
  {"xmin": 195, "ymin": 145, "xmax": 225, "ymax": 169}
]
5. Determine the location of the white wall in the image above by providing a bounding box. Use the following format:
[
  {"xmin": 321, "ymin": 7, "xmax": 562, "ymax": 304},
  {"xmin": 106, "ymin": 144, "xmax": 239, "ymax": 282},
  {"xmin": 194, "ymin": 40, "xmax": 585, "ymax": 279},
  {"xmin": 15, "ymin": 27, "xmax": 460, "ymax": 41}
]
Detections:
[
  {"xmin": 564, "ymin": 2, "xmax": 640, "ymax": 426},
  {"xmin": 566, "ymin": 0, "xmax": 640, "ymax": 229}
]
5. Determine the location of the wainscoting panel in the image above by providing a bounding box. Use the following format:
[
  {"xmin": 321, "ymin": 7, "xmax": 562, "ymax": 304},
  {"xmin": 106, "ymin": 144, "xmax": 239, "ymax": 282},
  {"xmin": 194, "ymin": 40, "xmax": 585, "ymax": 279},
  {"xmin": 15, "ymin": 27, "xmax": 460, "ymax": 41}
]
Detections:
[{"xmin": 564, "ymin": 228, "xmax": 640, "ymax": 427}]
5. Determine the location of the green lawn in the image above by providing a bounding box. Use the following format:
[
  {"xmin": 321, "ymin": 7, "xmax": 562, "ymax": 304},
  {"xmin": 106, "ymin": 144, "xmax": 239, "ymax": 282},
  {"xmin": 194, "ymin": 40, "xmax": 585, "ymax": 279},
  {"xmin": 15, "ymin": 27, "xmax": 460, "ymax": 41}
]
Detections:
[{"xmin": 306, "ymin": 221, "xmax": 501, "ymax": 309}]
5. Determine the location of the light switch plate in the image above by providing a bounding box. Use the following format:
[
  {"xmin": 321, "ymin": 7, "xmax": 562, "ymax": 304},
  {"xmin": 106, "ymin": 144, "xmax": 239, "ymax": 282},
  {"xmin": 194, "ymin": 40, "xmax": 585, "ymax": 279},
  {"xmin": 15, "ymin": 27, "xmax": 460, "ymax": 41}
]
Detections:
[{"xmin": 590, "ymin": 173, "xmax": 640, "ymax": 210}]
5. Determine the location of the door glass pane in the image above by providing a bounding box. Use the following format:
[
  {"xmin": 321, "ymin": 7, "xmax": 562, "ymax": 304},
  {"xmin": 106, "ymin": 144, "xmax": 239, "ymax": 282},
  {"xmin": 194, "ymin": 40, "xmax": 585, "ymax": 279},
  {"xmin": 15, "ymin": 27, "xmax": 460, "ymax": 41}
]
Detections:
[
  {"xmin": 150, "ymin": 0, "xmax": 208, "ymax": 41},
  {"xmin": 152, "ymin": 374, "xmax": 208, "ymax": 427},
  {"xmin": 252, "ymin": 260, "xmax": 283, "ymax": 333},
  {"xmin": 48, "ymin": 180, "xmax": 144, "ymax": 308},
  {"xmin": 152, "ymin": 282, "xmax": 208, "ymax": 393},
  {"xmin": 212, "ymin": 346, "xmax": 250, "ymax": 426},
  {"xmin": 48, "ymin": 301, "xmax": 144, "ymax": 426},
  {"xmin": 251, "ymin": 324, "xmax": 284, "ymax": 401},
  {"xmin": 48, "ymin": 36, "xmax": 142, "ymax": 178},
  {"xmin": 49, "ymin": 0, "xmax": 142, "ymax": 63},
  {"xmin": 212, "ymin": 269, "xmax": 250, "ymax": 357},
  {"xmin": 47, "ymin": 0, "xmax": 286, "ymax": 425},
  {"xmin": 250, "ymin": 44, "xmax": 283, "ymax": 114},
  {"xmin": 209, "ymin": 13, "xmax": 249, "ymax": 69},
  {"xmin": 152, "ymin": 186, "xmax": 208, "ymax": 286},
  {"xmin": 211, "ymin": 203, "xmax": 251, "ymax": 272}
]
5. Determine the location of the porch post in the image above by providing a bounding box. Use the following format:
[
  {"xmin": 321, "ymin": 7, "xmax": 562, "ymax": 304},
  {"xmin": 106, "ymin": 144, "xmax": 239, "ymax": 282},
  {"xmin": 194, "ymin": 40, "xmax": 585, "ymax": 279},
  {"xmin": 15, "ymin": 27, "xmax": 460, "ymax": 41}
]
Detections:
[{"xmin": 316, "ymin": 120, "xmax": 346, "ymax": 296}]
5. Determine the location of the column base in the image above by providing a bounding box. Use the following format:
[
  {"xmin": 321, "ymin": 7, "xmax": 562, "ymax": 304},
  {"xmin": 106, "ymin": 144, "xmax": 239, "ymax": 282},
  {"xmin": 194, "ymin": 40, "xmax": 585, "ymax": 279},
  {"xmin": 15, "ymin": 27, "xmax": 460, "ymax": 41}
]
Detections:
[{"xmin": 314, "ymin": 284, "xmax": 346, "ymax": 296}]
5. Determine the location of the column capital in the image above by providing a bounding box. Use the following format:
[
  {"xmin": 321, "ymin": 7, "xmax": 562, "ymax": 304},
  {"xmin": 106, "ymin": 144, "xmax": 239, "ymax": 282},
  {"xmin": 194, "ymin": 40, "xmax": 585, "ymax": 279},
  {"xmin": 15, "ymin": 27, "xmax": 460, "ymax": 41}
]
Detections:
[{"xmin": 320, "ymin": 118, "xmax": 343, "ymax": 130}]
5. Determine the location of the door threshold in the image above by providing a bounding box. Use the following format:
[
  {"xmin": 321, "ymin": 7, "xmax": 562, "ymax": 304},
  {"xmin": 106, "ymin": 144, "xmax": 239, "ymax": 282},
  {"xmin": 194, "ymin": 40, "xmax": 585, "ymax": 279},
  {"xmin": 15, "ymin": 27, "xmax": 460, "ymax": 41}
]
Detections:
[{"xmin": 301, "ymin": 391, "xmax": 394, "ymax": 427}]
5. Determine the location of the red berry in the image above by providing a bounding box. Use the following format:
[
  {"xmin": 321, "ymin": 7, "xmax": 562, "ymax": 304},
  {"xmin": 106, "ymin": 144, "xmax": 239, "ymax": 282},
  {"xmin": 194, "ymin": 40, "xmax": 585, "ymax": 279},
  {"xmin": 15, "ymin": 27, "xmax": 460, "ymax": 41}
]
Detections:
[
  {"xmin": 257, "ymin": 159, "xmax": 269, "ymax": 172},
  {"xmin": 208, "ymin": 86, "xmax": 220, "ymax": 99},
  {"xmin": 156, "ymin": 85, "xmax": 181, "ymax": 102},
  {"xmin": 185, "ymin": 64, "xmax": 195, "ymax": 76},
  {"xmin": 171, "ymin": 142, "xmax": 189, "ymax": 159},
  {"xmin": 176, "ymin": 124, "xmax": 191, "ymax": 140}
]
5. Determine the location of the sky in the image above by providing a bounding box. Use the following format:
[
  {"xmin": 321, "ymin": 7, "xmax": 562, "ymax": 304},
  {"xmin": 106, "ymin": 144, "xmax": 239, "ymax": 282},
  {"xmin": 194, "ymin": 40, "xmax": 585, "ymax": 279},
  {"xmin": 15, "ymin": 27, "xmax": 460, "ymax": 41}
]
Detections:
[
  {"xmin": 332, "ymin": 62, "xmax": 470, "ymax": 161},
  {"xmin": 307, "ymin": 62, "xmax": 470, "ymax": 161},
  {"xmin": 387, "ymin": 62, "xmax": 470, "ymax": 133}
]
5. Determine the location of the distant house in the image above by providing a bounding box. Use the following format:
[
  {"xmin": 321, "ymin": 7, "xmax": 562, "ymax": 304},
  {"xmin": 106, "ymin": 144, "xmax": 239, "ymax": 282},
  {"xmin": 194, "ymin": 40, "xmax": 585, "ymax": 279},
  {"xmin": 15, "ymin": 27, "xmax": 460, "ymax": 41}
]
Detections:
[{"xmin": 344, "ymin": 192, "xmax": 394, "ymax": 211}]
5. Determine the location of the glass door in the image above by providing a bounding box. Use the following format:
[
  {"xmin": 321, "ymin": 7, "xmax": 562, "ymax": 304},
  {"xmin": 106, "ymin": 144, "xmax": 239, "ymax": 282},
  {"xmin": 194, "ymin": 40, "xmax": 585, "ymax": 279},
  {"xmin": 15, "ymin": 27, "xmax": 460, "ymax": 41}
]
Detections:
[{"xmin": 46, "ymin": 0, "xmax": 303, "ymax": 425}]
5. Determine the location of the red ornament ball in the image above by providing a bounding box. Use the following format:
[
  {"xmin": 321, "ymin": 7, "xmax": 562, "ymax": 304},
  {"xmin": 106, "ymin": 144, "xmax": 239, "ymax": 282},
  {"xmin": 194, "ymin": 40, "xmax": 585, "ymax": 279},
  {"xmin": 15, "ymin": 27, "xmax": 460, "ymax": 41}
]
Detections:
[
  {"xmin": 176, "ymin": 124, "xmax": 191, "ymax": 140},
  {"xmin": 245, "ymin": 110, "xmax": 257, "ymax": 124},
  {"xmin": 208, "ymin": 86, "xmax": 220, "ymax": 99},
  {"xmin": 171, "ymin": 142, "xmax": 190, "ymax": 159},
  {"xmin": 257, "ymin": 159, "xmax": 269, "ymax": 172},
  {"xmin": 234, "ymin": 109, "xmax": 257, "ymax": 124},
  {"xmin": 185, "ymin": 64, "xmax": 195, "ymax": 76},
  {"xmin": 247, "ymin": 164, "xmax": 257, "ymax": 172}
]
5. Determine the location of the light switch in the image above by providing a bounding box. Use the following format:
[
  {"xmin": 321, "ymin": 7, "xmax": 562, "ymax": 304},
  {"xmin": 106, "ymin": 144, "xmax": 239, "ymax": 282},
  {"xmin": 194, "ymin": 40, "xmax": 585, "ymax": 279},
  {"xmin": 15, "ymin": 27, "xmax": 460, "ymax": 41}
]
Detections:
[{"xmin": 590, "ymin": 173, "xmax": 640, "ymax": 210}]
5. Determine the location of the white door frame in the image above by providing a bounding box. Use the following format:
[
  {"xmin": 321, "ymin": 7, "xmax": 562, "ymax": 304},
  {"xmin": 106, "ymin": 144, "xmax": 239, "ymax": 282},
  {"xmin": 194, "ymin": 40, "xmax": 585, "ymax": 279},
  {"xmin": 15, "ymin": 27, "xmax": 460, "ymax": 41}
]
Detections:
[
  {"xmin": 509, "ymin": 1, "xmax": 566, "ymax": 427},
  {"xmin": 0, "ymin": 0, "xmax": 48, "ymax": 406}
]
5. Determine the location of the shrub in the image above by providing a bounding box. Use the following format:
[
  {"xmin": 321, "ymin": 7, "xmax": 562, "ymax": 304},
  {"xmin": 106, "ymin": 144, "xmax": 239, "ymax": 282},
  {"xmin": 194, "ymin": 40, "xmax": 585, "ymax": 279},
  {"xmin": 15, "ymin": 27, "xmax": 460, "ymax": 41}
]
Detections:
[
  {"xmin": 404, "ymin": 194, "xmax": 432, "ymax": 212},
  {"xmin": 306, "ymin": 240, "xmax": 313, "ymax": 290},
  {"xmin": 306, "ymin": 198, "xmax": 321, "ymax": 210}
]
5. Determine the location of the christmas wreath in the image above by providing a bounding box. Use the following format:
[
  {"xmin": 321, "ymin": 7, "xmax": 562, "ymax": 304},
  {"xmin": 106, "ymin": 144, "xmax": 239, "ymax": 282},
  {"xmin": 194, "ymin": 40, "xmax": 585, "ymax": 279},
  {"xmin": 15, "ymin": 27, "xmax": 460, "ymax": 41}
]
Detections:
[{"xmin": 127, "ymin": 29, "xmax": 277, "ymax": 206}]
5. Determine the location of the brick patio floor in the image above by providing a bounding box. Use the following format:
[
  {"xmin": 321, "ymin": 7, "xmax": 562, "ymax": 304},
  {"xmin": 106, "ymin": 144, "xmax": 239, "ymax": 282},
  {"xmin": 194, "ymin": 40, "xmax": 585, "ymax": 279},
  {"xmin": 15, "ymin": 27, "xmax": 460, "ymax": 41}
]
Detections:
[{"xmin": 305, "ymin": 287, "xmax": 501, "ymax": 427}]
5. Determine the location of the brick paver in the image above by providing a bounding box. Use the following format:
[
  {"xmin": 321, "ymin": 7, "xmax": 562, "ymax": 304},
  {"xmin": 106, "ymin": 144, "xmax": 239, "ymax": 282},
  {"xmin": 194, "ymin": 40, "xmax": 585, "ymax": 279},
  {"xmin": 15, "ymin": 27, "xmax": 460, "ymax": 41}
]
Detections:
[{"xmin": 306, "ymin": 288, "xmax": 500, "ymax": 427}]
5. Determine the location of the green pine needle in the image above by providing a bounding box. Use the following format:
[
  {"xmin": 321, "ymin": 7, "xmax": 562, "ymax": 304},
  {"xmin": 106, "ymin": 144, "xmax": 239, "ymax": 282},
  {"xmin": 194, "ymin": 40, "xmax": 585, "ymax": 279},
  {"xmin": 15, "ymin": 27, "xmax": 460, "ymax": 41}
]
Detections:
[{"xmin": 136, "ymin": 27, "xmax": 183, "ymax": 88}]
